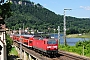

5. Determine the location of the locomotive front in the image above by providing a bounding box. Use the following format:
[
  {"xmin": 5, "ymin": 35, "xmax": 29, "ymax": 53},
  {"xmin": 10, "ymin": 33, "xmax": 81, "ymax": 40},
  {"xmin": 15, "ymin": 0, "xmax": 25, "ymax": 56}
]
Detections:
[{"xmin": 46, "ymin": 39, "xmax": 58, "ymax": 54}]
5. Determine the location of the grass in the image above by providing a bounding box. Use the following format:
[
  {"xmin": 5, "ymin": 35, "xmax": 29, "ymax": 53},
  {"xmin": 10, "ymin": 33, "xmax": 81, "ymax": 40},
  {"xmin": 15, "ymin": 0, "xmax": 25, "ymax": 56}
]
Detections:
[
  {"xmin": 8, "ymin": 47, "xmax": 19, "ymax": 60},
  {"xmin": 66, "ymin": 34, "xmax": 90, "ymax": 38},
  {"xmin": 9, "ymin": 47, "xmax": 18, "ymax": 56},
  {"xmin": 59, "ymin": 45, "xmax": 90, "ymax": 58}
]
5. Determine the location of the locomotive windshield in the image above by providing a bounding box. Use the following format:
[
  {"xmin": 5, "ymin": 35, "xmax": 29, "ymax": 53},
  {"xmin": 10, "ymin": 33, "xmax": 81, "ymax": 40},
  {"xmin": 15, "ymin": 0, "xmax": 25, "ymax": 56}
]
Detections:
[{"xmin": 47, "ymin": 40, "xmax": 57, "ymax": 44}]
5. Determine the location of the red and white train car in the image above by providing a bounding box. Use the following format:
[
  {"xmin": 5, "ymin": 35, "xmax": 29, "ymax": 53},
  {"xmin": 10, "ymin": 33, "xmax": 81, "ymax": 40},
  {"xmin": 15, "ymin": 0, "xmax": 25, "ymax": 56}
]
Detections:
[
  {"xmin": 33, "ymin": 36, "xmax": 58, "ymax": 54},
  {"xmin": 11, "ymin": 34, "xmax": 58, "ymax": 55},
  {"xmin": 13, "ymin": 34, "xmax": 21, "ymax": 42},
  {"xmin": 22, "ymin": 35, "xmax": 34, "ymax": 47}
]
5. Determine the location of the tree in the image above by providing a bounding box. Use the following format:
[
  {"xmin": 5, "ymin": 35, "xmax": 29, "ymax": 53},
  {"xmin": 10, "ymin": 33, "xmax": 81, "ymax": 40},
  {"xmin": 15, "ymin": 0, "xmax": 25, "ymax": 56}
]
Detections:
[
  {"xmin": 0, "ymin": 1, "xmax": 12, "ymax": 59},
  {"xmin": 0, "ymin": 2, "xmax": 12, "ymax": 20},
  {"xmin": 0, "ymin": 0, "xmax": 4, "ymax": 3},
  {"xmin": 5, "ymin": 0, "xmax": 90, "ymax": 33},
  {"xmin": 6, "ymin": 34, "xmax": 13, "ymax": 59},
  {"xmin": 0, "ymin": 1, "xmax": 12, "ymax": 30}
]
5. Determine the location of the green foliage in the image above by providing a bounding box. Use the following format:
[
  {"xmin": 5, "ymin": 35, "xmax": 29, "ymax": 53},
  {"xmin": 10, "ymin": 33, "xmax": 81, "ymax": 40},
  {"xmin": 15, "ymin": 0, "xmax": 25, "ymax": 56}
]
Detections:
[
  {"xmin": 9, "ymin": 47, "xmax": 18, "ymax": 56},
  {"xmin": 59, "ymin": 40, "xmax": 90, "ymax": 57},
  {"xmin": 0, "ymin": 2, "xmax": 12, "ymax": 26},
  {"xmin": 75, "ymin": 41, "xmax": 83, "ymax": 47},
  {"xmin": 6, "ymin": 34, "xmax": 13, "ymax": 60},
  {"xmin": 0, "ymin": 2, "xmax": 12, "ymax": 19},
  {"xmin": 66, "ymin": 28, "xmax": 79, "ymax": 34},
  {"xmin": 4, "ymin": 0, "xmax": 90, "ymax": 33},
  {"xmin": 5, "ymin": 3, "xmax": 62, "ymax": 31},
  {"xmin": 6, "ymin": 34, "xmax": 13, "ymax": 55}
]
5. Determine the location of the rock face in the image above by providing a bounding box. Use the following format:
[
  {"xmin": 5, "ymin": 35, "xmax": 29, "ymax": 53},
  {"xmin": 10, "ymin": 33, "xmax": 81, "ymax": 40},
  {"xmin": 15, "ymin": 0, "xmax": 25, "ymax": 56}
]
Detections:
[{"xmin": 10, "ymin": 0, "xmax": 33, "ymax": 6}]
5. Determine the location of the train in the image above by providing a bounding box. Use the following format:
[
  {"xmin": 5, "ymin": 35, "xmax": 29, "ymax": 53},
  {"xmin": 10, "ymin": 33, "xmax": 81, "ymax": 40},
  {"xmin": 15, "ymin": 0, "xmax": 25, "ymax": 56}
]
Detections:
[{"xmin": 10, "ymin": 34, "xmax": 58, "ymax": 55}]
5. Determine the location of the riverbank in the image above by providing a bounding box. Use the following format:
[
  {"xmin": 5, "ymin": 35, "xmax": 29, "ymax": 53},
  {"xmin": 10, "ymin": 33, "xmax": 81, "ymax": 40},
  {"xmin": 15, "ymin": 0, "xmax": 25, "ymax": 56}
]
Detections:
[{"xmin": 66, "ymin": 34, "xmax": 90, "ymax": 38}]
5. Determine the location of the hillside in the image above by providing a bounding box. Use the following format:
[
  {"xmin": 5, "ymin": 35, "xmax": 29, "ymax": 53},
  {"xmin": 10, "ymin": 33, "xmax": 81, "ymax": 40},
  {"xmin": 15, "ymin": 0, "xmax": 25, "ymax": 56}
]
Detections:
[{"xmin": 5, "ymin": 0, "xmax": 90, "ymax": 33}]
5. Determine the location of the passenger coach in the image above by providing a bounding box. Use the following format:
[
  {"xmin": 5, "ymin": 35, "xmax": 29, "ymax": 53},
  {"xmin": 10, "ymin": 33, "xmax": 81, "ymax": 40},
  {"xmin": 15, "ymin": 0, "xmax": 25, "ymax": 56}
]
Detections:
[{"xmin": 22, "ymin": 35, "xmax": 34, "ymax": 47}]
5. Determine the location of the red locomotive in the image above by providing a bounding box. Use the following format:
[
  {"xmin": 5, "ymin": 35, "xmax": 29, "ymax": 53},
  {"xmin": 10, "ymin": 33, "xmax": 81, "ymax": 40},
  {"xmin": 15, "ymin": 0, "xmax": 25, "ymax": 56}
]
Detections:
[
  {"xmin": 33, "ymin": 35, "xmax": 58, "ymax": 54},
  {"xmin": 11, "ymin": 34, "xmax": 58, "ymax": 55}
]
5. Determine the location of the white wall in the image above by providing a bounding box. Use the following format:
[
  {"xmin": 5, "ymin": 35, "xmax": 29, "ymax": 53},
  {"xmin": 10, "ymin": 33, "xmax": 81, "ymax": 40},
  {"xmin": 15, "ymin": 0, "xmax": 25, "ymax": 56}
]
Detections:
[{"xmin": 0, "ymin": 31, "xmax": 7, "ymax": 60}]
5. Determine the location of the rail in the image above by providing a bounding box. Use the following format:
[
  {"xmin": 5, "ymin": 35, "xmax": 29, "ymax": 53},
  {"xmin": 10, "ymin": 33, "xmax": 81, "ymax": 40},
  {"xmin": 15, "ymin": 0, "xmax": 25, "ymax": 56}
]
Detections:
[
  {"xmin": 13, "ymin": 42, "xmax": 51, "ymax": 60},
  {"xmin": 13, "ymin": 41, "xmax": 90, "ymax": 60}
]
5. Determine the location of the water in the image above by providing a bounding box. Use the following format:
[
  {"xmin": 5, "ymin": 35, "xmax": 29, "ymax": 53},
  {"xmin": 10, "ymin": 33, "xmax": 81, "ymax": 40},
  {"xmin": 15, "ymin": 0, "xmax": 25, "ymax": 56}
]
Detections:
[{"xmin": 51, "ymin": 34, "xmax": 90, "ymax": 46}]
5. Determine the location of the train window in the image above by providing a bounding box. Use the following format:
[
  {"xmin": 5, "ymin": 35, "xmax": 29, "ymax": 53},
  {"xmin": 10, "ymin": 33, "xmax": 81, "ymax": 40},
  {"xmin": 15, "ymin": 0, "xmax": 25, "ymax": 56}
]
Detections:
[
  {"xmin": 24, "ymin": 42, "xmax": 28, "ymax": 45},
  {"xmin": 29, "ymin": 41, "xmax": 32, "ymax": 43},
  {"xmin": 39, "ymin": 37, "xmax": 43, "ymax": 40},
  {"xmin": 44, "ymin": 41, "xmax": 45, "ymax": 44},
  {"xmin": 47, "ymin": 40, "xmax": 56, "ymax": 44},
  {"xmin": 34, "ymin": 37, "xmax": 39, "ymax": 40}
]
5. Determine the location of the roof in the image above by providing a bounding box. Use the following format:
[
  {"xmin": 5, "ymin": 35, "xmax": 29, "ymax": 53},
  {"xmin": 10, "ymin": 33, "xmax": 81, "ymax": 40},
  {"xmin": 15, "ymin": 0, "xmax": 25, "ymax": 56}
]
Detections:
[
  {"xmin": 22, "ymin": 35, "xmax": 34, "ymax": 37},
  {"xmin": 0, "ymin": 29, "xmax": 6, "ymax": 32}
]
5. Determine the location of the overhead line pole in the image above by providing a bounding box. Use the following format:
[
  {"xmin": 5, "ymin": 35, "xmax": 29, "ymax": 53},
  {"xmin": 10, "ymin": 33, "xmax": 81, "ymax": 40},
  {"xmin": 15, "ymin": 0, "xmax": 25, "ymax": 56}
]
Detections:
[
  {"xmin": 23, "ymin": 23, "xmax": 24, "ymax": 33},
  {"xmin": 19, "ymin": 28, "xmax": 22, "ymax": 59},
  {"xmin": 58, "ymin": 26, "xmax": 60, "ymax": 45},
  {"xmin": 64, "ymin": 9, "xmax": 72, "ymax": 46}
]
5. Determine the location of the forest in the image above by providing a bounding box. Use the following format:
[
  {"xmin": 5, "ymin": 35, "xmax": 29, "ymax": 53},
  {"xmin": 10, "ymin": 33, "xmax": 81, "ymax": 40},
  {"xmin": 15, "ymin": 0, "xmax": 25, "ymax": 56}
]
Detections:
[
  {"xmin": 1, "ymin": 0, "xmax": 90, "ymax": 58},
  {"xmin": 5, "ymin": 0, "xmax": 90, "ymax": 34}
]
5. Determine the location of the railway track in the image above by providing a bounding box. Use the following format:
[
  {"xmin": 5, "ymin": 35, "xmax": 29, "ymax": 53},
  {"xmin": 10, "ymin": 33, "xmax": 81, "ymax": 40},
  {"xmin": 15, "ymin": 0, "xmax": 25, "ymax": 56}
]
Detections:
[
  {"xmin": 13, "ymin": 42, "xmax": 90, "ymax": 60},
  {"xmin": 13, "ymin": 42, "xmax": 52, "ymax": 60},
  {"xmin": 51, "ymin": 50, "xmax": 90, "ymax": 60},
  {"xmin": 58, "ymin": 50, "xmax": 90, "ymax": 60}
]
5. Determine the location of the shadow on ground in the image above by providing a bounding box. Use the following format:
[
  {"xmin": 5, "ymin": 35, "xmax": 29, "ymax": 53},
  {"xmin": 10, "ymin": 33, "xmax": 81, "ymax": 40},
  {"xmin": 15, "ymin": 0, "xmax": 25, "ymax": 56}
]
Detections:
[{"xmin": 8, "ymin": 55, "xmax": 19, "ymax": 60}]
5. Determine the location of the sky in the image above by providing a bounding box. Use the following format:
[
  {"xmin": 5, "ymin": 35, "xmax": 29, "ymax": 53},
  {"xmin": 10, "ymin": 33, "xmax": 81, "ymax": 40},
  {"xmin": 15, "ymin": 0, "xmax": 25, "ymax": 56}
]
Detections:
[{"xmin": 30, "ymin": 0, "xmax": 90, "ymax": 18}]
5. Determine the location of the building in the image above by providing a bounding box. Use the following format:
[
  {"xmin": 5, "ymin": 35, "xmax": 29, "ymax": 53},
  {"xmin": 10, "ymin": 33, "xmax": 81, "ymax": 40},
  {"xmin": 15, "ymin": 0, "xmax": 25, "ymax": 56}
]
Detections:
[{"xmin": 0, "ymin": 16, "xmax": 7, "ymax": 60}]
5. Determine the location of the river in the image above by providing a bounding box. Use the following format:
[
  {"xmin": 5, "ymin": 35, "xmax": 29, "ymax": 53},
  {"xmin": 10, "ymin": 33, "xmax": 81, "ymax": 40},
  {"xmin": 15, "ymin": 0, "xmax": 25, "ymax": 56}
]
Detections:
[{"xmin": 50, "ymin": 34, "xmax": 90, "ymax": 46}]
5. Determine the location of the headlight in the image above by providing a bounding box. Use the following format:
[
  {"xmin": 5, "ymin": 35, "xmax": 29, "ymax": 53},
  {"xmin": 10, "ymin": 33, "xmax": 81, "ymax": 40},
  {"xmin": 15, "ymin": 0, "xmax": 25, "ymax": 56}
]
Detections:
[
  {"xmin": 53, "ymin": 46, "xmax": 57, "ymax": 48},
  {"xmin": 47, "ymin": 46, "xmax": 51, "ymax": 48}
]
